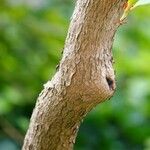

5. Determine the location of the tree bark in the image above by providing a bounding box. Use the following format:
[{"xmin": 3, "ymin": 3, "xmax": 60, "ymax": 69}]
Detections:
[{"xmin": 23, "ymin": 0, "xmax": 126, "ymax": 150}]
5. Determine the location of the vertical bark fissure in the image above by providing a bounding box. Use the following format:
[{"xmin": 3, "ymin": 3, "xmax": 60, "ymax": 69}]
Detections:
[{"xmin": 23, "ymin": 0, "xmax": 127, "ymax": 150}]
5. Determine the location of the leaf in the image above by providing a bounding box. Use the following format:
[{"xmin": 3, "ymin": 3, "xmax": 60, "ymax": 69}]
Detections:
[{"xmin": 132, "ymin": 0, "xmax": 150, "ymax": 9}]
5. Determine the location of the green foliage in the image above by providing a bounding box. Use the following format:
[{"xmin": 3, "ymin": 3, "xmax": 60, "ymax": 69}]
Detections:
[
  {"xmin": 133, "ymin": 0, "xmax": 150, "ymax": 9},
  {"xmin": 120, "ymin": 0, "xmax": 150, "ymax": 21},
  {"xmin": 0, "ymin": 0, "xmax": 150, "ymax": 149}
]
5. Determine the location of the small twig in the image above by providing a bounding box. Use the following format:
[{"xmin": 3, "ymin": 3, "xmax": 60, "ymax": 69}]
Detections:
[{"xmin": 0, "ymin": 116, "xmax": 24, "ymax": 145}]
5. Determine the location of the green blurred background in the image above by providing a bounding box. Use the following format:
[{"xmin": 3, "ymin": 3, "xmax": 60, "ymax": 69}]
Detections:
[{"xmin": 0, "ymin": 0, "xmax": 150, "ymax": 149}]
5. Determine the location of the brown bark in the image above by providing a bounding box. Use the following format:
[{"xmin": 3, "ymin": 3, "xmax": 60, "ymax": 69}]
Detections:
[{"xmin": 22, "ymin": 0, "xmax": 126, "ymax": 150}]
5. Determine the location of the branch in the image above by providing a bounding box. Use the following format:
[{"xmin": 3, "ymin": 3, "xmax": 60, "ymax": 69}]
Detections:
[{"xmin": 23, "ymin": 0, "xmax": 127, "ymax": 149}]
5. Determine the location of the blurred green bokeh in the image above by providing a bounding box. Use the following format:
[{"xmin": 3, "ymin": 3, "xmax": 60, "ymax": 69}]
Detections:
[{"xmin": 0, "ymin": 0, "xmax": 150, "ymax": 150}]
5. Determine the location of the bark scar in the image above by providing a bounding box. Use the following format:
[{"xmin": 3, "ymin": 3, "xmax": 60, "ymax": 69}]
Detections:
[{"xmin": 106, "ymin": 76, "xmax": 115, "ymax": 91}]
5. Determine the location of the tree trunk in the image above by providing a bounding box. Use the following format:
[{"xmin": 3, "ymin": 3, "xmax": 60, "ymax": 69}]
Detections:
[{"xmin": 22, "ymin": 0, "xmax": 126, "ymax": 149}]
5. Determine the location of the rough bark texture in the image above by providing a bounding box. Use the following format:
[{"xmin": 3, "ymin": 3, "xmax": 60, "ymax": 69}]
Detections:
[{"xmin": 23, "ymin": 0, "xmax": 126, "ymax": 150}]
